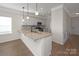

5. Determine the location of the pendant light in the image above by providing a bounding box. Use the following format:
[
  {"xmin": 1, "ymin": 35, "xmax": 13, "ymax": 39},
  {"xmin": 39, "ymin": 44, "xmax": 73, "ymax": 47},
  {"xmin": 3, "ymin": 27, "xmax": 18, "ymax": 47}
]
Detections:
[
  {"xmin": 22, "ymin": 7, "xmax": 25, "ymax": 22},
  {"xmin": 35, "ymin": 3, "xmax": 39, "ymax": 16},
  {"xmin": 26, "ymin": 3, "xmax": 30, "ymax": 19}
]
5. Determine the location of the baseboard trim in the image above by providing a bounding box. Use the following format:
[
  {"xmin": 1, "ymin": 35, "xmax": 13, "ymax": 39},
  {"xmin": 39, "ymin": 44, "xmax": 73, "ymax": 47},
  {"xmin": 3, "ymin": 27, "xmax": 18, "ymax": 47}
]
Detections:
[
  {"xmin": 52, "ymin": 39, "xmax": 64, "ymax": 45},
  {"xmin": 0, "ymin": 39, "xmax": 20, "ymax": 43}
]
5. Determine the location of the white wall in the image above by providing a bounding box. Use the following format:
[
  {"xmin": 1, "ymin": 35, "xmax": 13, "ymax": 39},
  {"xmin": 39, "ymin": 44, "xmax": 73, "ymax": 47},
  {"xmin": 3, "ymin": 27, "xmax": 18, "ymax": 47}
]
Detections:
[
  {"xmin": 63, "ymin": 8, "xmax": 71, "ymax": 43},
  {"xmin": 51, "ymin": 5, "xmax": 64, "ymax": 45},
  {"xmin": 0, "ymin": 10, "xmax": 22, "ymax": 43},
  {"xmin": 51, "ymin": 5, "xmax": 71, "ymax": 45},
  {"xmin": 71, "ymin": 17, "xmax": 79, "ymax": 35}
]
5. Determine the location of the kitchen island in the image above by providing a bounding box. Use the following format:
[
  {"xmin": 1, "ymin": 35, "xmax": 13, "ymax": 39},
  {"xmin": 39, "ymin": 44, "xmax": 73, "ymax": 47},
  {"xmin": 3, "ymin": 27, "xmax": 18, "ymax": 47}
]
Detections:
[{"xmin": 20, "ymin": 27, "xmax": 52, "ymax": 56}]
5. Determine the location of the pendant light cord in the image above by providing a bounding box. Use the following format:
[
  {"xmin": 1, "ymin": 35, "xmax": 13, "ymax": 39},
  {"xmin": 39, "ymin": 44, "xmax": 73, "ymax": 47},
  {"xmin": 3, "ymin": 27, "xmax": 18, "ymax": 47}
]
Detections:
[
  {"xmin": 36, "ymin": 3, "xmax": 37, "ymax": 11},
  {"xmin": 22, "ymin": 7, "xmax": 24, "ymax": 19},
  {"xmin": 27, "ymin": 3, "xmax": 29, "ymax": 16}
]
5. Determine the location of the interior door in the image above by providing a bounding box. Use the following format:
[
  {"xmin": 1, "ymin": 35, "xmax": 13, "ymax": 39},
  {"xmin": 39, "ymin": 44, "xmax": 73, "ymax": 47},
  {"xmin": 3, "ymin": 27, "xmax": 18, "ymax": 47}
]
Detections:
[{"xmin": 72, "ymin": 19, "xmax": 79, "ymax": 35}]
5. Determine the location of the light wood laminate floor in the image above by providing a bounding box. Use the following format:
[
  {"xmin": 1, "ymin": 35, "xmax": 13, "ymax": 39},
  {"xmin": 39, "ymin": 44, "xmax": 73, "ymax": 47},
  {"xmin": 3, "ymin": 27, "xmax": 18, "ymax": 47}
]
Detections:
[
  {"xmin": 0, "ymin": 35, "xmax": 79, "ymax": 56},
  {"xmin": 0, "ymin": 39, "xmax": 33, "ymax": 56},
  {"xmin": 52, "ymin": 35, "xmax": 79, "ymax": 56}
]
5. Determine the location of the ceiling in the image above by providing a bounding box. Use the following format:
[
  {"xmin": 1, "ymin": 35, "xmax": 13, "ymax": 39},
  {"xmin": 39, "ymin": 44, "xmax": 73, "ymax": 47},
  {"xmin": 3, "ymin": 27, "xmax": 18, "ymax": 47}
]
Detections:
[
  {"xmin": 64, "ymin": 3, "xmax": 79, "ymax": 17},
  {"xmin": 0, "ymin": 3, "xmax": 79, "ymax": 17}
]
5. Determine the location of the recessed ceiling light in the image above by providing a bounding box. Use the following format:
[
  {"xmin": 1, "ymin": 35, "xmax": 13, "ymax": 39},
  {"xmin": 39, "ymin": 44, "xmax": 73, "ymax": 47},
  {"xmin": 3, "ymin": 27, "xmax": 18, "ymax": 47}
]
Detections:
[{"xmin": 75, "ymin": 13, "xmax": 79, "ymax": 15}]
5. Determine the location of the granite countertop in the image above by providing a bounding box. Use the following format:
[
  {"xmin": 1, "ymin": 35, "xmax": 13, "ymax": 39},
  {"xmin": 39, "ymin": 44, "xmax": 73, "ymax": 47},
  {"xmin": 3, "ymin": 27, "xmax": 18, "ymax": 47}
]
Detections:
[{"xmin": 21, "ymin": 28, "xmax": 51, "ymax": 40}]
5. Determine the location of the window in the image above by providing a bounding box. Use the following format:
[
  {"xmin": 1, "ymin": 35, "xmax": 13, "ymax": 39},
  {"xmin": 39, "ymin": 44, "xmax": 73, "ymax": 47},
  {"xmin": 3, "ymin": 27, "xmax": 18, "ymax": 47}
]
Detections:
[{"xmin": 0, "ymin": 16, "xmax": 12, "ymax": 35}]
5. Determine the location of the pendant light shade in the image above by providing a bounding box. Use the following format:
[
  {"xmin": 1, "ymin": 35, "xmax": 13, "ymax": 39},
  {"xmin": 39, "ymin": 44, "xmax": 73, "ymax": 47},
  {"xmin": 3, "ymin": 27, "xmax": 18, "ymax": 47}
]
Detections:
[
  {"xmin": 26, "ymin": 16, "xmax": 30, "ymax": 19},
  {"xmin": 35, "ymin": 11, "xmax": 39, "ymax": 15},
  {"xmin": 35, "ymin": 3, "xmax": 39, "ymax": 16},
  {"xmin": 22, "ymin": 7, "xmax": 25, "ymax": 22},
  {"xmin": 22, "ymin": 19, "xmax": 24, "ymax": 22}
]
